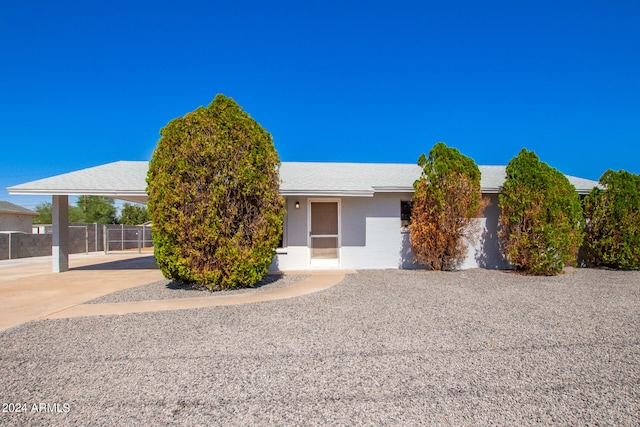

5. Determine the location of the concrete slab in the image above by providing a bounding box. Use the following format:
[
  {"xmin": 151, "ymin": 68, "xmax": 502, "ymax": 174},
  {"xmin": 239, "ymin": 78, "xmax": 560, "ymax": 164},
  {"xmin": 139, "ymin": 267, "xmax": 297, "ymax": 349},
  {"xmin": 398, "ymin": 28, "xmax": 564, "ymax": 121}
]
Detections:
[
  {"xmin": 0, "ymin": 252, "xmax": 349, "ymax": 331},
  {"xmin": 0, "ymin": 252, "xmax": 163, "ymax": 332}
]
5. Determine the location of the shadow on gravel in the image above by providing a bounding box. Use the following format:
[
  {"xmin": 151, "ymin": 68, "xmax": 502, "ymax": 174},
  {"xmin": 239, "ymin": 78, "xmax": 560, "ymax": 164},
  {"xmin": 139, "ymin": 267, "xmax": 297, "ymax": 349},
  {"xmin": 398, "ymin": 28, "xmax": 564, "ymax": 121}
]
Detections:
[
  {"xmin": 72, "ymin": 255, "xmax": 159, "ymax": 271},
  {"xmin": 165, "ymin": 273, "xmax": 285, "ymax": 293}
]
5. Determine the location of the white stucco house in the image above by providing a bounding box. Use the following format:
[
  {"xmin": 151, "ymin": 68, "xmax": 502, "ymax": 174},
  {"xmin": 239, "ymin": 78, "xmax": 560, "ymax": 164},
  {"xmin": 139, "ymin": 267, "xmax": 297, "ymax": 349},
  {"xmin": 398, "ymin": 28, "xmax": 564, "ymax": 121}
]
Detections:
[
  {"xmin": 0, "ymin": 201, "xmax": 38, "ymax": 233},
  {"xmin": 8, "ymin": 161, "xmax": 599, "ymax": 272}
]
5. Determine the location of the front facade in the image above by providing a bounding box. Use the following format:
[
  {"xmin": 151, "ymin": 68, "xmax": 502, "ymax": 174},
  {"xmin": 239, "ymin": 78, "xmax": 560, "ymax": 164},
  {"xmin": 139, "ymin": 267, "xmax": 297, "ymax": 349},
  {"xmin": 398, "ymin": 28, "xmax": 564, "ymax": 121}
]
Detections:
[
  {"xmin": 272, "ymin": 162, "xmax": 423, "ymax": 270},
  {"xmin": 274, "ymin": 193, "xmax": 412, "ymax": 271},
  {"xmin": 272, "ymin": 192, "xmax": 512, "ymax": 271},
  {"xmin": 272, "ymin": 163, "xmax": 597, "ymax": 271},
  {"xmin": 8, "ymin": 161, "xmax": 600, "ymax": 272}
]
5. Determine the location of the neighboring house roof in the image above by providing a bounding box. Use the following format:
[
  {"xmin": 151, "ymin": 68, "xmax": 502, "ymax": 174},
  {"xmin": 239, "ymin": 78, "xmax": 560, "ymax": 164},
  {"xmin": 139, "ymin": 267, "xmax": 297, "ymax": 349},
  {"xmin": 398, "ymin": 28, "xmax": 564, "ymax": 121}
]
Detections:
[
  {"xmin": 8, "ymin": 160, "xmax": 600, "ymax": 201},
  {"xmin": 0, "ymin": 201, "xmax": 37, "ymax": 216}
]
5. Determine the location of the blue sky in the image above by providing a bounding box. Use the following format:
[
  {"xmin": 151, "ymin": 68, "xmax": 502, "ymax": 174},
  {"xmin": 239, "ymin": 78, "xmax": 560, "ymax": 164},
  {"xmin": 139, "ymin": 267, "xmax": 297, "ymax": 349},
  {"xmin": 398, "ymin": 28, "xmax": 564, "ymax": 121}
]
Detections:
[{"xmin": 1, "ymin": 0, "xmax": 638, "ymax": 210}]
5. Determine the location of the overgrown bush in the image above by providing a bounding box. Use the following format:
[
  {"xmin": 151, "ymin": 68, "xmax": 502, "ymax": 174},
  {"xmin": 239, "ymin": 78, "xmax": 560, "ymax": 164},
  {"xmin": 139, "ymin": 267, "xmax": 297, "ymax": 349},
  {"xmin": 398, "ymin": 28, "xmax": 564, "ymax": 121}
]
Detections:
[
  {"xmin": 147, "ymin": 94, "xmax": 285, "ymax": 290},
  {"xmin": 583, "ymin": 169, "xmax": 640, "ymax": 269},
  {"xmin": 498, "ymin": 149, "xmax": 583, "ymax": 275},
  {"xmin": 410, "ymin": 142, "xmax": 485, "ymax": 270}
]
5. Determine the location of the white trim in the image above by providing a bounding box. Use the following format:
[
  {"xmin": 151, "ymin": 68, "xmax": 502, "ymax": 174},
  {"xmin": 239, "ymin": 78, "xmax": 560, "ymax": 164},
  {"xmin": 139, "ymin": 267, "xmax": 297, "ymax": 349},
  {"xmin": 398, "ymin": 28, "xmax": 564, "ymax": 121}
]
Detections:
[
  {"xmin": 371, "ymin": 186, "xmax": 415, "ymax": 193},
  {"xmin": 282, "ymin": 190, "xmax": 374, "ymax": 197},
  {"xmin": 307, "ymin": 198, "xmax": 341, "ymax": 268}
]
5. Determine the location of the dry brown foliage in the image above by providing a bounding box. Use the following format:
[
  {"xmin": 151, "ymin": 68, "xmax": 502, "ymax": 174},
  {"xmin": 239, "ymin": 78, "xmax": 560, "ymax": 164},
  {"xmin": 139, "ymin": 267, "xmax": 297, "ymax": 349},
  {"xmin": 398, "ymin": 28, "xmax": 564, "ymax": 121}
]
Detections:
[{"xmin": 410, "ymin": 173, "xmax": 487, "ymax": 270}]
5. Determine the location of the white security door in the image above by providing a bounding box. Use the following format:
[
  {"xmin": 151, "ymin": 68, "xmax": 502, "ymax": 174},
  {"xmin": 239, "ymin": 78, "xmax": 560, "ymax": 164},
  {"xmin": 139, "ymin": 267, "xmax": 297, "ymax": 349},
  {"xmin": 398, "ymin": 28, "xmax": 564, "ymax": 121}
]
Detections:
[{"xmin": 309, "ymin": 201, "xmax": 340, "ymax": 266}]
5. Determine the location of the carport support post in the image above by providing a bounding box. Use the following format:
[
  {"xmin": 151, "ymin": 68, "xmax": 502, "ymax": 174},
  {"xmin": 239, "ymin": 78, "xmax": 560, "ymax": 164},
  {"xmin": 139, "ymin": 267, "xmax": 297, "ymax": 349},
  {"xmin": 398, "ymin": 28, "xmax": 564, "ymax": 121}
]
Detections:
[{"xmin": 52, "ymin": 195, "xmax": 69, "ymax": 272}]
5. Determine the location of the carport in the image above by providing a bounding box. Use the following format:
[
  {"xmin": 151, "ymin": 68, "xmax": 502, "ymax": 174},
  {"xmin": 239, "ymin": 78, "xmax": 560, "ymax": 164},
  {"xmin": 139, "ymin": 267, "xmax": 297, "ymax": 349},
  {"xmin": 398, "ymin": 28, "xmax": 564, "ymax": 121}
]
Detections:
[{"xmin": 8, "ymin": 161, "xmax": 149, "ymax": 272}]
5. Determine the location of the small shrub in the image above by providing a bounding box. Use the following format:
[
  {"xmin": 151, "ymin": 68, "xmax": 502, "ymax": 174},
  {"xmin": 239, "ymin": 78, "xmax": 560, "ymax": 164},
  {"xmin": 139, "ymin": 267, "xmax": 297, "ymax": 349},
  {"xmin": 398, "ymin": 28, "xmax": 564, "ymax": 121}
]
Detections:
[
  {"xmin": 410, "ymin": 142, "xmax": 486, "ymax": 270},
  {"xmin": 498, "ymin": 149, "xmax": 583, "ymax": 275},
  {"xmin": 147, "ymin": 94, "xmax": 285, "ymax": 290},
  {"xmin": 583, "ymin": 169, "xmax": 640, "ymax": 269}
]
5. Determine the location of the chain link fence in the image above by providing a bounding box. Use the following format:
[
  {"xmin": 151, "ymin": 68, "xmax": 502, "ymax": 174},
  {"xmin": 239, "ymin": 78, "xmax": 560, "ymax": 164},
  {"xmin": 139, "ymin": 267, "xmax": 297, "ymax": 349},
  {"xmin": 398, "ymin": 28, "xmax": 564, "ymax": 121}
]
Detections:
[{"xmin": 103, "ymin": 224, "xmax": 153, "ymax": 254}]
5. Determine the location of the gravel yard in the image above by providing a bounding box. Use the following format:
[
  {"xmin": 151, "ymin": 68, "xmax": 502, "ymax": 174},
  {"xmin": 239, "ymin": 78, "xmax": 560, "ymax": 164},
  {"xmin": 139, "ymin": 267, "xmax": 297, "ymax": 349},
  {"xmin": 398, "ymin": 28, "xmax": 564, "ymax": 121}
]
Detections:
[
  {"xmin": 1, "ymin": 268, "xmax": 638, "ymax": 426},
  {"xmin": 87, "ymin": 273, "xmax": 309, "ymax": 304}
]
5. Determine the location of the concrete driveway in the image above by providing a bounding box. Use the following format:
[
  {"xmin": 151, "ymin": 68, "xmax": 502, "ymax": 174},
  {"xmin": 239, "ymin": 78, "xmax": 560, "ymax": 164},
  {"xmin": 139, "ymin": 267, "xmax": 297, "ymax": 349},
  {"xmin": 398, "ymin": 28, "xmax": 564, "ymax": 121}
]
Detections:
[
  {"xmin": 0, "ymin": 253, "xmax": 164, "ymax": 331},
  {"xmin": 0, "ymin": 253, "xmax": 346, "ymax": 332}
]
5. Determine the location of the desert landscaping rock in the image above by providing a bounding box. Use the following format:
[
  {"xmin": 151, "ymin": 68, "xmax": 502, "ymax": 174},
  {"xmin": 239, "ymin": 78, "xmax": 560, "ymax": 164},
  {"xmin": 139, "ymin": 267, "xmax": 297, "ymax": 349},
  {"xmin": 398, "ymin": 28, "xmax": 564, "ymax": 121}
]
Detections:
[
  {"xmin": 87, "ymin": 274, "xmax": 309, "ymax": 304},
  {"xmin": 0, "ymin": 268, "xmax": 638, "ymax": 426}
]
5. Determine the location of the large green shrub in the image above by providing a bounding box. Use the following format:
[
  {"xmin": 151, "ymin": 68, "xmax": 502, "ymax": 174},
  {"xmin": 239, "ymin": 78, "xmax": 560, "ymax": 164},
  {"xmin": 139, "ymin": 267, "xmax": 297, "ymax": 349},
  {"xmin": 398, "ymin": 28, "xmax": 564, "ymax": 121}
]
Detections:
[
  {"xmin": 410, "ymin": 142, "xmax": 485, "ymax": 270},
  {"xmin": 583, "ymin": 169, "xmax": 640, "ymax": 269},
  {"xmin": 498, "ymin": 149, "xmax": 583, "ymax": 275},
  {"xmin": 147, "ymin": 94, "xmax": 285, "ymax": 290}
]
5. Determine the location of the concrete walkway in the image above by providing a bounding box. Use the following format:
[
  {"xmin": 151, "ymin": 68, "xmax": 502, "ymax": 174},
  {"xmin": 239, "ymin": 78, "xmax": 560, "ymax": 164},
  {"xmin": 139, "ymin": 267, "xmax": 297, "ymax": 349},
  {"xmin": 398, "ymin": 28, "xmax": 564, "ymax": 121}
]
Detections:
[{"xmin": 0, "ymin": 252, "xmax": 346, "ymax": 332}]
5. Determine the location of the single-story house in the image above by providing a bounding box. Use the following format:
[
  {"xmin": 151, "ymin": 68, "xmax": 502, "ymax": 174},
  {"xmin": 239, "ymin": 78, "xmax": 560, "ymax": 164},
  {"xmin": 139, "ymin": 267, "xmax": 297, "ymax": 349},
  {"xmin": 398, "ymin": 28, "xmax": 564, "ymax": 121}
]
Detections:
[
  {"xmin": 0, "ymin": 201, "xmax": 38, "ymax": 233},
  {"xmin": 8, "ymin": 161, "xmax": 599, "ymax": 272}
]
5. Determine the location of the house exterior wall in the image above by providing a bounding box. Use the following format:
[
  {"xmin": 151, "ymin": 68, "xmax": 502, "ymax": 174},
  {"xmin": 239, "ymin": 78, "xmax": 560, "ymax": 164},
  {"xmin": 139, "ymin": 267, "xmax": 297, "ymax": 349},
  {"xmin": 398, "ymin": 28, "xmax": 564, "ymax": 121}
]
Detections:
[
  {"xmin": 400, "ymin": 193, "xmax": 511, "ymax": 270},
  {"xmin": 340, "ymin": 193, "xmax": 406, "ymax": 269},
  {"xmin": 272, "ymin": 193, "xmax": 411, "ymax": 270},
  {"xmin": 469, "ymin": 194, "xmax": 511, "ymax": 269},
  {"xmin": 272, "ymin": 193, "xmax": 512, "ymax": 271},
  {"xmin": 0, "ymin": 213, "xmax": 34, "ymax": 233},
  {"xmin": 271, "ymin": 197, "xmax": 309, "ymax": 271}
]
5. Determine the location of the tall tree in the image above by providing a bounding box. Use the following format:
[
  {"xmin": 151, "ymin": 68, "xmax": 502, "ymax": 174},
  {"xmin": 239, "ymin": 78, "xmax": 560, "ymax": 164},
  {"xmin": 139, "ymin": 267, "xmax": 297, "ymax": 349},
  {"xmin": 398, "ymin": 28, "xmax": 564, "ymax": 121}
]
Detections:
[
  {"xmin": 583, "ymin": 169, "xmax": 640, "ymax": 269},
  {"xmin": 34, "ymin": 201, "xmax": 86, "ymax": 223},
  {"xmin": 77, "ymin": 196, "xmax": 118, "ymax": 224},
  {"xmin": 147, "ymin": 94, "xmax": 285, "ymax": 290},
  {"xmin": 119, "ymin": 203, "xmax": 150, "ymax": 225},
  {"xmin": 498, "ymin": 149, "xmax": 583, "ymax": 275},
  {"xmin": 410, "ymin": 142, "xmax": 485, "ymax": 270},
  {"xmin": 33, "ymin": 202, "xmax": 52, "ymax": 224},
  {"xmin": 69, "ymin": 205, "xmax": 86, "ymax": 222}
]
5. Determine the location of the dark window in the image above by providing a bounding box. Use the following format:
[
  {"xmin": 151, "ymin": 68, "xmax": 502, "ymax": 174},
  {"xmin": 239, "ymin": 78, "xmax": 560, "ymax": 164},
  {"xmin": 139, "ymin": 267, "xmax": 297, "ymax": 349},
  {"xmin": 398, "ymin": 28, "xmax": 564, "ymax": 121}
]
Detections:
[{"xmin": 401, "ymin": 201, "xmax": 413, "ymax": 228}]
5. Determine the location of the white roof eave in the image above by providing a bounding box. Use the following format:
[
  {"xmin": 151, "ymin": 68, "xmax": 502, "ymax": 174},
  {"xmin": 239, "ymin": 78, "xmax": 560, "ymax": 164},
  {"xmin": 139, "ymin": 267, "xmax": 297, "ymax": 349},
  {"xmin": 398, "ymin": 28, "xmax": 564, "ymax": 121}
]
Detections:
[
  {"xmin": 280, "ymin": 190, "xmax": 375, "ymax": 198},
  {"xmin": 370, "ymin": 186, "xmax": 415, "ymax": 193},
  {"xmin": 8, "ymin": 188, "xmax": 148, "ymax": 205},
  {"xmin": 8, "ymin": 188, "xmax": 147, "ymax": 196}
]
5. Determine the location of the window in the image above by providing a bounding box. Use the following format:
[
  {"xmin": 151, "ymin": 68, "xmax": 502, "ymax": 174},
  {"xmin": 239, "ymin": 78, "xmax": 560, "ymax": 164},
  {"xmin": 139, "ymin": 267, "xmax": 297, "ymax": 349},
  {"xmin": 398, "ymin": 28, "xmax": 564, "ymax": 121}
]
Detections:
[{"xmin": 401, "ymin": 201, "xmax": 413, "ymax": 228}]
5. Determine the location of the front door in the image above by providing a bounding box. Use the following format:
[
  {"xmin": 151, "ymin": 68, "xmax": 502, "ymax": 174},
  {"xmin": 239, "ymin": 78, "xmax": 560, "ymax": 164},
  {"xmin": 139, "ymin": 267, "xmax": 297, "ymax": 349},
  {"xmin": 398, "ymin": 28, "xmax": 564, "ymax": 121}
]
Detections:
[{"xmin": 309, "ymin": 200, "xmax": 340, "ymax": 267}]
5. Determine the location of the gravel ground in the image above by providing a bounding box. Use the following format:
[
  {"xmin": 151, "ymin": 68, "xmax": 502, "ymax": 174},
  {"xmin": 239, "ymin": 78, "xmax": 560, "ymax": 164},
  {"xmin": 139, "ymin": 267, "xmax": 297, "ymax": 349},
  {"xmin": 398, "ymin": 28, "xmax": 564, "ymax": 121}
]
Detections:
[
  {"xmin": 87, "ymin": 274, "xmax": 309, "ymax": 304},
  {"xmin": 0, "ymin": 268, "xmax": 638, "ymax": 426}
]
